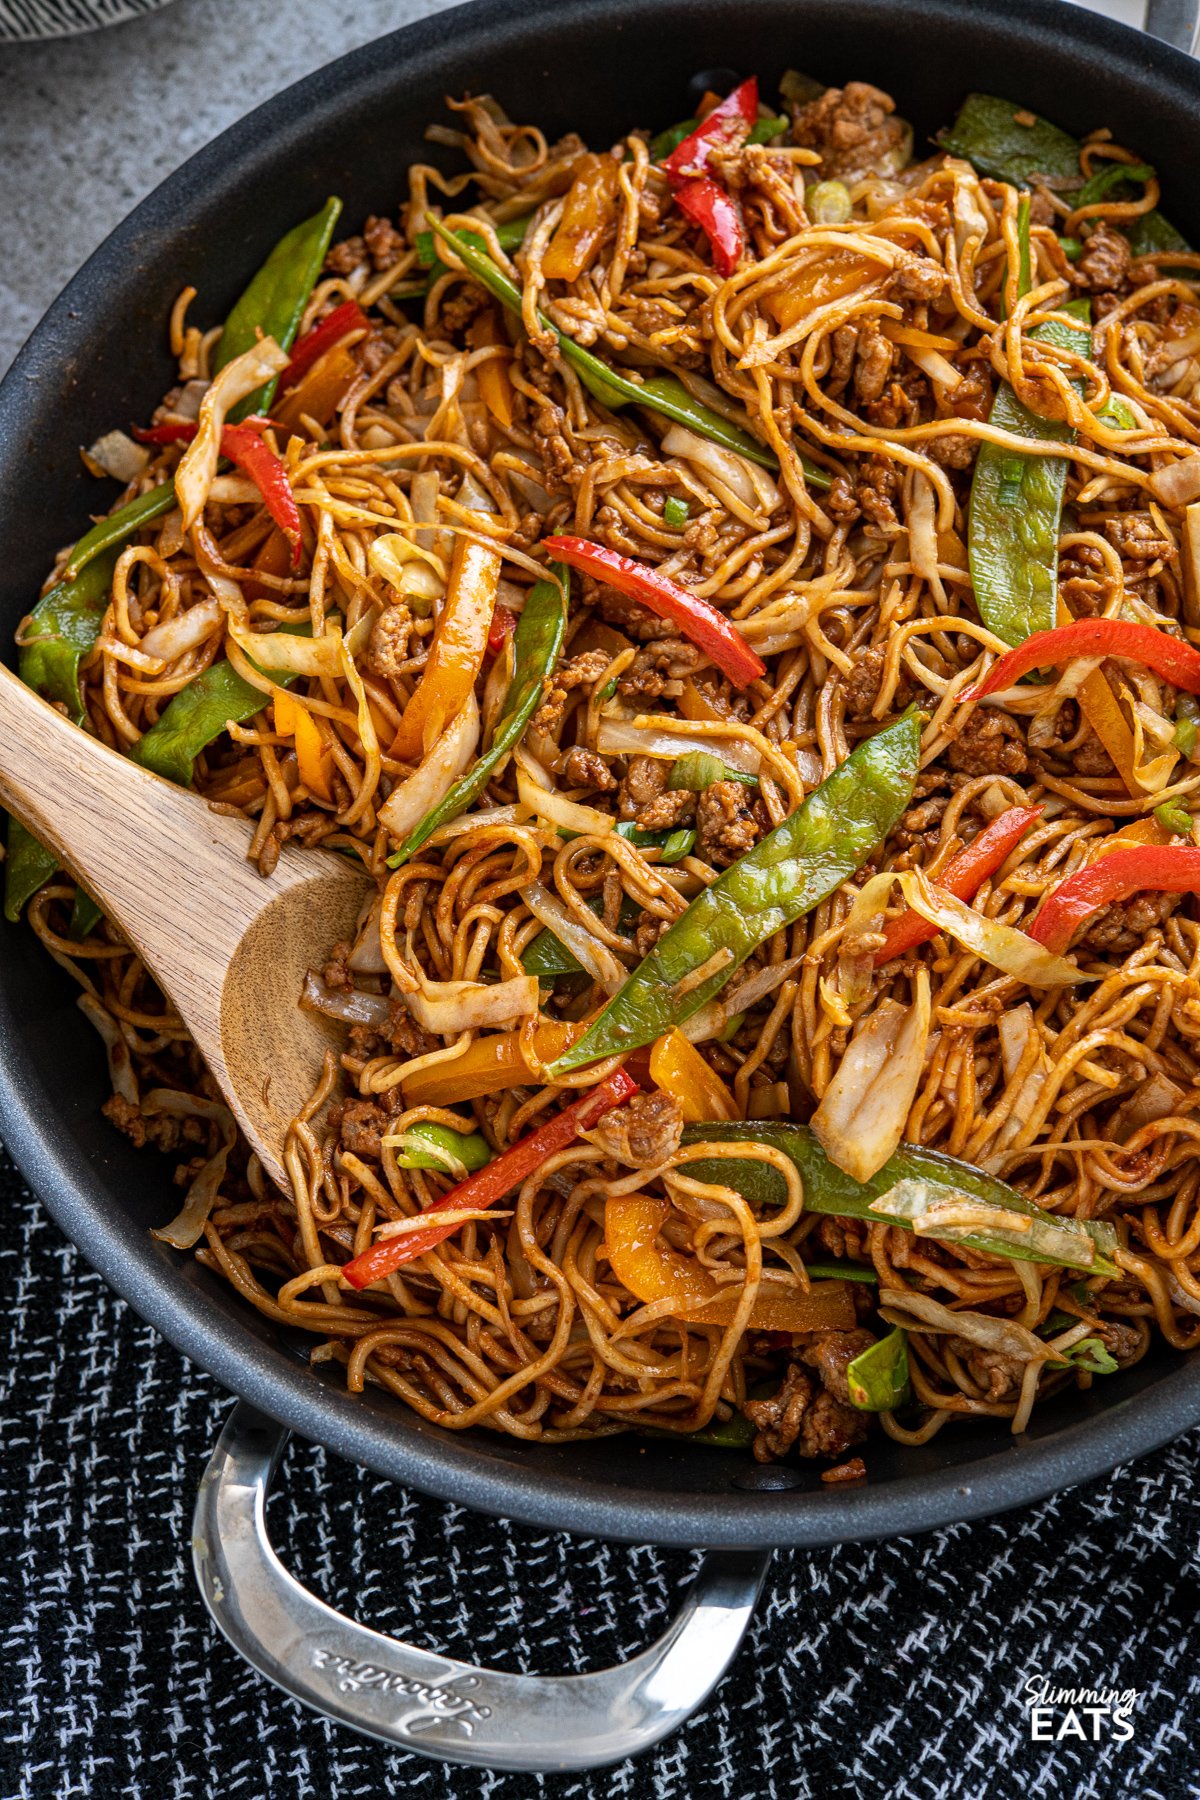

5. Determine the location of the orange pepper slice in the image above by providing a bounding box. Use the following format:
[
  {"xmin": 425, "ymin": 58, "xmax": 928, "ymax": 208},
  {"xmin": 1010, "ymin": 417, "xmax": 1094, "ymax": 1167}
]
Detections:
[
  {"xmin": 768, "ymin": 251, "xmax": 878, "ymax": 330},
  {"xmin": 543, "ymin": 152, "xmax": 621, "ymax": 283},
  {"xmin": 272, "ymin": 341, "xmax": 359, "ymax": 433},
  {"xmin": 399, "ymin": 1021, "xmax": 585, "ymax": 1107},
  {"xmin": 293, "ymin": 702, "xmax": 333, "ymax": 801},
  {"xmin": 604, "ymin": 1193, "xmax": 857, "ymax": 1331},
  {"xmin": 389, "ymin": 534, "xmax": 502, "ymax": 763},
  {"xmin": 649, "ymin": 1030, "xmax": 739, "ymax": 1122},
  {"xmin": 468, "ymin": 310, "xmax": 514, "ymax": 429}
]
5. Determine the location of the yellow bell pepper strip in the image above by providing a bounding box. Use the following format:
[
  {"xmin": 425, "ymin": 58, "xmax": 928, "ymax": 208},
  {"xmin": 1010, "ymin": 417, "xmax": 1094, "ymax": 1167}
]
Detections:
[
  {"xmin": 400, "ymin": 1020, "xmax": 586, "ymax": 1107},
  {"xmin": 847, "ymin": 1327, "xmax": 911, "ymax": 1412},
  {"xmin": 344, "ymin": 1067, "xmax": 638, "ymax": 1285},
  {"xmin": 389, "ymin": 534, "xmax": 503, "ymax": 763},
  {"xmin": 677, "ymin": 1122, "xmax": 1120, "ymax": 1277},
  {"xmin": 272, "ymin": 341, "xmax": 359, "ymax": 433},
  {"xmin": 649, "ymin": 1030, "xmax": 739, "ymax": 1121},
  {"xmin": 604, "ymin": 1192, "xmax": 857, "ymax": 1331},
  {"xmin": 468, "ymin": 310, "xmax": 515, "ymax": 428},
  {"xmin": 274, "ymin": 693, "xmax": 333, "ymax": 801},
  {"xmin": 543, "ymin": 153, "xmax": 621, "ymax": 282},
  {"xmin": 543, "ymin": 536, "xmax": 765, "ymax": 687},
  {"xmin": 59, "ymin": 198, "xmax": 342, "ymax": 589},
  {"xmin": 387, "ymin": 570, "xmax": 567, "ymax": 867},
  {"xmin": 425, "ymin": 215, "xmax": 833, "ymax": 484},
  {"xmin": 546, "ymin": 709, "xmax": 920, "ymax": 1077}
]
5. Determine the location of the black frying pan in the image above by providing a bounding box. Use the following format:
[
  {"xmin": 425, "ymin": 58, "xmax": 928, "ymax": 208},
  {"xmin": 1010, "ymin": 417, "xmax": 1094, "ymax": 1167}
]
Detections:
[{"xmin": 3, "ymin": 0, "xmax": 1199, "ymax": 1769}]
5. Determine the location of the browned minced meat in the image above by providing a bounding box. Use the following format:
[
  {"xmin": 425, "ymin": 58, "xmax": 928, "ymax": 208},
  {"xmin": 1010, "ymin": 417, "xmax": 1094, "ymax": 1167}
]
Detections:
[
  {"xmin": 1104, "ymin": 511, "xmax": 1175, "ymax": 563},
  {"xmin": 889, "ymin": 255, "xmax": 946, "ymax": 304},
  {"xmin": 531, "ymin": 649, "xmax": 612, "ymax": 737},
  {"xmin": 817, "ymin": 1215, "xmax": 870, "ymax": 1261},
  {"xmin": 925, "ymin": 431, "xmax": 977, "ymax": 470},
  {"xmin": 323, "ymin": 940, "xmax": 354, "ymax": 992},
  {"xmin": 790, "ymin": 81, "xmax": 908, "ymax": 181},
  {"xmin": 746, "ymin": 1364, "xmax": 815, "ymax": 1461},
  {"xmin": 1098, "ymin": 1319, "xmax": 1142, "ymax": 1360},
  {"xmin": 1079, "ymin": 889, "xmax": 1180, "ymax": 955},
  {"xmin": 696, "ymin": 780, "xmax": 760, "ymax": 865},
  {"xmin": 797, "ymin": 1329, "xmax": 876, "ymax": 1404},
  {"xmin": 332, "ymin": 1091, "xmax": 405, "ymax": 1160},
  {"xmin": 855, "ymin": 455, "xmax": 900, "ymax": 532},
  {"xmin": 325, "ymin": 236, "xmax": 366, "ymax": 276},
  {"xmin": 590, "ymin": 1090, "xmax": 683, "ymax": 1165},
  {"xmin": 821, "ymin": 1456, "xmax": 867, "ymax": 1484},
  {"xmin": 561, "ymin": 745, "xmax": 617, "ymax": 791},
  {"xmin": 366, "ymin": 605, "xmax": 411, "ymax": 680},
  {"xmin": 1074, "ymin": 222, "xmax": 1132, "ymax": 297},
  {"xmin": 617, "ymin": 755, "xmax": 696, "ymax": 831},
  {"xmin": 362, "ymin": 214, "xmax": 406, "ymax": 270},
  {"xmin": 347, "ymin": 996, "xmax": 442, "ymax": 1062},
  {"xmin": 1071, "ymin": 728, "xmax": 1116, "ymax": 777},
  {"xmin": 102, "ymin": 1094, "xmax": 208, "ymax": 1154},
  {"xmin": 946, "ymin": 710, "xmax": 1029, "ymax": 777},
  {"xmin": 948, "ymin": 1337, "xmax": 1023, "ymax": 1403},
  {"xmin": 592, "ymin": 588, "xmax": 679, "ymax": 643},
  {"xmin": 842, "ymin": 643, "xmax": 886, "ymax": 719},
  {"xmin": 827, "ymin": 320, "xmax": 893, "ymax": 405},
  {"xmin": 618, "ymin": 638, "xmax": 707, "ymax": 702},
  {"xmin": 634, "ymin": 911, "xmax": 670, "ymax": 957}
]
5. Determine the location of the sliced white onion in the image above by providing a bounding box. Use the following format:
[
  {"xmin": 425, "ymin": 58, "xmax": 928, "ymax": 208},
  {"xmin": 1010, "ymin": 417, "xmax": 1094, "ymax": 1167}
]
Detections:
[
  {"xmin": 907, "ymin": 470, "xmax": 945, "ymax": 604},
  {"xmin": 524, "ymin": 880, "xmax": 627, "ymax": 994},
  {"xmin": 207, "ymin": 476, "xmax": 263, "ymax": 505},
  {"xmin": 171, "ymin": 378, "xmax": 210, "ymax": 422},
  {"xmin": 411, "ymin": 470, "xmax": 441, "ymax": 552},
  {"xmin": 405, "ymin": 974, "xmax": 539, "ymax": 1033},
  {"xmin": 811, "ymin": 970, "xmax": 931, "ymax": 1182},
  {"xmin": 144, "ymin": 1089, "xmax": 236, "ymax": 1250},
  {"xmin": 77, "ymin": 993, "xmax": 138, "ymax": 1105},
  {"xmin": 302, "ymin": 970, "xmax": 391, "ymax": 1027},
  {"xmin": 86, "ymin": 429, "xmax": 150, "ymax": 483},
  {"xmin": 907, "ymin": 346, "xmax": 961, "ymax": 391},
  {"xmin": 661, "ymin": 422, "xmax": 781, "ymax": 515},
  {"xmin": 379, "ymin": 693, "xmax": 480, "ymax": 838},
  {"xmin": 139, "ymin": 598, "xmax": 222, "ymax": 663},
  {"xmin": 1148, "ymin": 456, "xmax": 1200, "ymax": 507},
  {"xmin": 348, "ymin": 894, "xmax": 389, "ymax": 974},
  {"xmin": 516, "ymin": 768, "xmax": 614, "ymax": 836},
  {"xmin": 596, "ymin": 715, "xmax": 761, "ymax": 775},
  {"xmin": 1118, "ymin": 1071, "xmax": 1186, "ymax": 1133},
  {"xmin": 507, "ymin": 467, "xmax": 554, "ymax": 514},
  {"xmin": 175, "ymin": 337, "xmax": 289, "ymax": 531},
  {"xmin": 877, "ymin": 1287, "xmax": 1059, "ymax": 1362}
]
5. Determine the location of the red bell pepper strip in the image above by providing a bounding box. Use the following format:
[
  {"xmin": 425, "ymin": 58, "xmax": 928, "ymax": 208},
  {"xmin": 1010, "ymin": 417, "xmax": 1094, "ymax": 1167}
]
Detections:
[
  {"xmin": 220, "ymin": 423, "xmax": 304, "ymax": 568},
  {"xmin": 487, "ymin": 603, "xmax": 517, "ymax": 657},
  {"xmin": 132, "ymin": 419, "xmax": 303, "ymax": 568},
  {"xmin": 966, "ymin": 619, "xmax": 1200, "ymax": 700},
  {"xmin": 542, "ymin": 536, "xmax": 766, "ymax": 688},
  {"xmin": 875, "ymin": 805, "xmax": 1044, "ymax": 964},
  {"xmin": 341, "ymin": 1066, "xmax": 639, "ymax": 1287},
  {"xmin": 1027, "ymin": 845, "xmax": 1200, "ymax": 954},
  {"xmin": 672, "ymin": 178, "xmax": 745, "ymax": 278},
  {"xmin": 279, "ymin": 300, "xmax": 368, "ymax": 391},
  {"xmin": 663, "ymin": 78, "xmax": 758, "ymax": 180}
]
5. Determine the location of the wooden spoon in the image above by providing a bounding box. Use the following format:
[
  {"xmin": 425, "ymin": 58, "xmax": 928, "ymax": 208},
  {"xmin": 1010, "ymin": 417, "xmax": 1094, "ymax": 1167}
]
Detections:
[{"xmin": 0, "ymin": 663, "xmax": 371, "ymax": 1189}]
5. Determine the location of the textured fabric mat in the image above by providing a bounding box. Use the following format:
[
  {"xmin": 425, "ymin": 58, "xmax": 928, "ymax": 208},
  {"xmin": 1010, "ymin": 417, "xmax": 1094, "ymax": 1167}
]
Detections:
[{"xmin": 2, "ymin": 1140, "xmax": 1197, "ymax": 1800}]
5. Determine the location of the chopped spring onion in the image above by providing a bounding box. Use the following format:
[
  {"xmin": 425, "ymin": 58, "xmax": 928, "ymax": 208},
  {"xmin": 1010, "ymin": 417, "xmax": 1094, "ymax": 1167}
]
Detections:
[
  {"xmin": 667, "ymin": 750, "xmax": 759, "ymax": 791},
  {"xmin": 663, "ymin": 496, "xmax": 690, "ymax": 528}
]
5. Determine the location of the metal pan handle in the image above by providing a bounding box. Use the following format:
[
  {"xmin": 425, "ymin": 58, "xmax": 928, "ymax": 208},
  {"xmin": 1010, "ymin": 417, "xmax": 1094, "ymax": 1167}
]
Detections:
[
  {"xmin": 192, "ymin": 1401, "xmax": 771, "ymax": 1772},
  {"xmin": 1145, "ymin": 0, "xmax": 1200, "ymax": 53}
]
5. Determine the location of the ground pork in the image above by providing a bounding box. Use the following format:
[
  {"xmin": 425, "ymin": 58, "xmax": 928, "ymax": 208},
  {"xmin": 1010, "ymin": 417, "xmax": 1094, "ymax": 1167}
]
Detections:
[
  {"xmin": 617, "ymin": 638, "xmax": 707, "ymax": 702},
  {"xmin": 1079, "ymin": 889, "xmax": 1180, "ymax": 955},
  {"xmin": 366, "ymin": 605, "xmax": 411, "ymax": 679},
  {"xmin": 790, "ymin": 81, "xmax": 908, "ymax": 181},
  {"xmin": 531, "ymin": 649, "xmax": 611, "ymax": 737},
  {"xmin": 948, "ymin": 1337, "xmax": 1024, "ymax": 1403},
  {"xmin": 561, "ymin": 745, "xmax": 617, "ymax": 791},
  {"xmin": 589, "ymin": 1090, "xmax": 683, "ymax": 1166},
  {"xmin": 797, "ymin": 1329, "xmax": 877, "ymax": 1404},
  {"xmin": 1074, "ymin": 222, "xmax": 1132, "ymax": 297},
  {"xmin": 1104, "ymin": 511, "xmax": 1174, "ymax": 562},
  {"xmin": 347, "ymin": 996, "xmax": 441, "ymax": 1063},
  {"xmin": 102, "ymin": 1095, "xmax": 208, "ymax": 1154},
  {"xmin": 696, "ymin": 780, "xmax": 760, "ymax": 864},
  {"xmin": 333, "ymin": 1092, "xmax": 404, "ymax": 1160},
  {"xmin": 946, "ymin": 710, "xmax": 1029, "ymax": 777},
  {"xmin": 616, "ymin": 756, "xmax": 696, "ymax": 831},
  {"xmin": 746, "ymin": 1364, "xmax": 815, "ymax": 1461}
]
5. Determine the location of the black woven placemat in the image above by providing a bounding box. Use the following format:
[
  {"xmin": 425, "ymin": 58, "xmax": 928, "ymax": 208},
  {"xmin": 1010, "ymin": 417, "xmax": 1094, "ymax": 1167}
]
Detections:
[{"xmin": 1, "ymin": 1138, "xmax": 1197, "ymax": 1800}]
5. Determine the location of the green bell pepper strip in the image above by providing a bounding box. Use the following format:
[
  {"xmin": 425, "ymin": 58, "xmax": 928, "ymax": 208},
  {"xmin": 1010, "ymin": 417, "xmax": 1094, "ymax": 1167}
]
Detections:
[
  {"xmin": 386, "ymin": 570, "xmax": 568, "ymax": 869},
  {"xmin": 384, "ymin": 1121, "xmax": 492, "ymax": 1173},
  {"xmin": 62, "ymin": 197, "xmax": 341, "ymax": 584},
  {"xmin": 847, "ymin": 1327, "xmax": 911, "ymax": 1412},
  {"xmin": 426, "ymin": 217, "xmax": 831, "ymax": 486},
  {"xmin": 546, "ymin": 709, "xmax": 920, "ymax": 1075},
  {"xmin": 937, "ymin": 93, "xmax": 1187, "ymax": 258},
  {"xmin": 676, "ymin": 1121, "xmax": 1121, "ymax": 1277}
]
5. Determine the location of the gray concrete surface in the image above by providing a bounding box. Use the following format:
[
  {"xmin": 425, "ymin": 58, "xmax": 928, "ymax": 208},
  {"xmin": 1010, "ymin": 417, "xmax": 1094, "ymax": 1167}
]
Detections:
[{"xmin": 0, "ymin": 0, "xmax": 457, "ymax": 374}]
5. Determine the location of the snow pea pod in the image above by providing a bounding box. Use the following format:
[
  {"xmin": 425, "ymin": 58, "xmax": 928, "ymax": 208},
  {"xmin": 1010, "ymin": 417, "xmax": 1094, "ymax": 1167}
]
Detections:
[
  {"xmin": 937, "ymin": 92, "xmax": 1187, "ymax": 258},
  {"xmin": 426, "ymin": 217, "xmax": 831, "ymax": 486},
  {"xmin": 847, "ymin": 1328, "xmax": 910, "ymax": 1412},
  {"xmin": 546, "ymin": 709, "xmax": 920, "ymax": 1075},
  {"xmin": 387, "ymin": 569, "xmax": 568, "ymax": 868},
  {"xmin": 416, "ymin": 211, "xmax": 533, "ymax": 285},
  {"xmin": 63, "ymin": 197, "xmax": 341, "ymax": 583},
  {"xmin": 676, "ymin": 1122, "xmax": 1120, "ymax": 1277},
  {"xmin": 129, "ymin": 628, "xmax": 310, "ymax": 787}
]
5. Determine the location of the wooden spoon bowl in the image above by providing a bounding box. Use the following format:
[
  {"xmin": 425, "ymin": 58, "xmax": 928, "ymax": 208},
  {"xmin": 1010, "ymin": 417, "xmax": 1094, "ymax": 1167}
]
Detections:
[{"xmin": 0, "ymin": 662, "xmax": 371, "ymax": 1189}]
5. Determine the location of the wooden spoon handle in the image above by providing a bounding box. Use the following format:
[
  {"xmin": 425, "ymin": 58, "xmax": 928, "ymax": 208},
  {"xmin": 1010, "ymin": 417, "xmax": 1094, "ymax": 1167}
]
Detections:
[{"xmin": 0, "ymin": 659, "xmax": 277, "ymax": 998}]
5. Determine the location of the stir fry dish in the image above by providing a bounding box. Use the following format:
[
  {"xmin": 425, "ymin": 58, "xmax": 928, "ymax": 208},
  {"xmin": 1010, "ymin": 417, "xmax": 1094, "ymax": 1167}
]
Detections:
[{"xmin": 15, "ymin": 73, "xmax": 1200, "ymax": 1476}]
